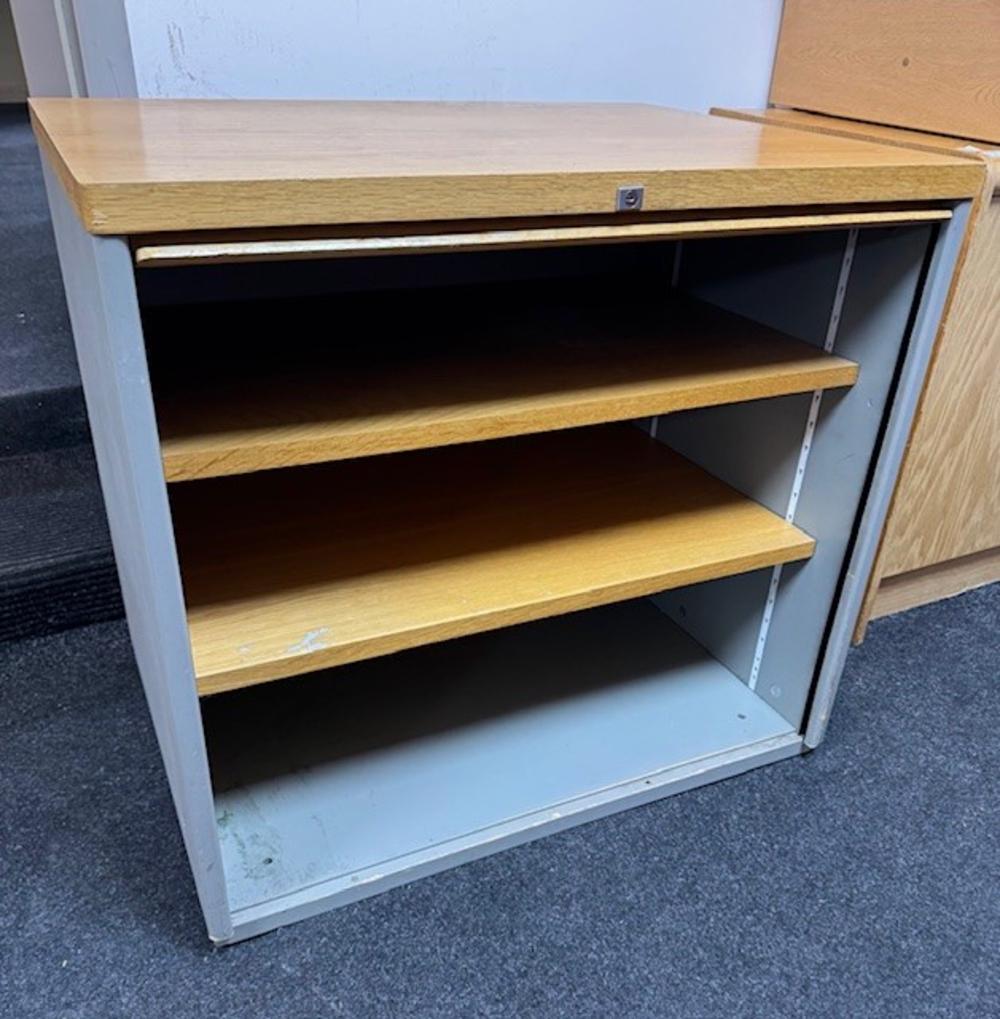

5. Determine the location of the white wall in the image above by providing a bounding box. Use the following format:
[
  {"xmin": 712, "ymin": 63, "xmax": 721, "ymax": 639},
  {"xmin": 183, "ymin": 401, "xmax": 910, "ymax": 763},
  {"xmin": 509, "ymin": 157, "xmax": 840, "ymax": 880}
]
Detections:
[{"xmin": 124, "ymin": 0, "xmax": 781, "ymax": 112}]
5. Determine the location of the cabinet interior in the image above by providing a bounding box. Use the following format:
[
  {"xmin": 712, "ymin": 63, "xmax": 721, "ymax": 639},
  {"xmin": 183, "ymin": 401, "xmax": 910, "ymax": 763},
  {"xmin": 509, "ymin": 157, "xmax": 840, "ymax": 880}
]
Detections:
[{"xmin": 137, "ymin": 223, "xmax": 936, "ymax": 922}]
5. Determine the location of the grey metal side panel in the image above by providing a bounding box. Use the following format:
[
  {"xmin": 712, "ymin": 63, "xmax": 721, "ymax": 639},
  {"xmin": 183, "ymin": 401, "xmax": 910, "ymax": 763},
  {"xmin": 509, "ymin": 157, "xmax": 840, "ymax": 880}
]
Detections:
[
  {"xmin": 654, "ymin": 225, "xmax": 938, "ymax": 729},
  {"xmin": 677, "ymin": 229, "xmax": 847, "ymax": 345},
  {"xmin": 41, "ymin": 163, "xmax": 231, "ymax": 941},
  {"xmin": 753, "ymin": 225, "xmax": 934, "ymax": 724},
  {"xmin": 653, "ymin": 567, "xmax": 775, "ymax": 684},
  {"xmin": 655, "ymin": 393, "xmax": 813, "ymax": 518},
  {"xmin": 805, "ymin": 202, "xmax": 972, "ymax": 748},
  {"xmin": 652, "ymin": 231, "xmax": 845, "ymax": 682}
]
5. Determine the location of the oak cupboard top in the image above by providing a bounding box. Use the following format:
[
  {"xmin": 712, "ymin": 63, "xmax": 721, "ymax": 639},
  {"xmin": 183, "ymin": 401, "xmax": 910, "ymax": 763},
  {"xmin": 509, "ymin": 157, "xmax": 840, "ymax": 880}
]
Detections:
[{"xmin": 29, "ymin": 98, "xmax": 983, "ymax": 235}]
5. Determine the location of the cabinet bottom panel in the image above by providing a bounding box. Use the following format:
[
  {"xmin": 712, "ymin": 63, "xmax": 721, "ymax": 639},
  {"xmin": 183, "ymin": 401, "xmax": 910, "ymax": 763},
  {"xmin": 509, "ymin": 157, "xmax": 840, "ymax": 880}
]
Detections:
[{"xmin": 203, "ymin": 597, "xmax": 800, "ymax": 940}]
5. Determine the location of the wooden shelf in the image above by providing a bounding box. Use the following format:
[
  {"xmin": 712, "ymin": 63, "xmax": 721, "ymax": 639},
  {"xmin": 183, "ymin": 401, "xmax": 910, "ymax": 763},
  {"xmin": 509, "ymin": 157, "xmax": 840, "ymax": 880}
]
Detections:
[
  {"xmin": 170, "ymin": 424, "xmax": 815, "ymax": 695},
  {"xmin": 151, "ymin": 284, "xmax": 858, "ymax": 482}
]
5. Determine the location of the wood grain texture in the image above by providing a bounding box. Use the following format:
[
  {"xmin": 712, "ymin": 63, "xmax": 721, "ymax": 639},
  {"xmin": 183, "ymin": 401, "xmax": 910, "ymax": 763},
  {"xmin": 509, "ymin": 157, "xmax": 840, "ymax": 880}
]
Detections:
[
  {"xmin": 870, "ymin": 547, "xmax": 1000, "ymax": 619},
  {"xmin": 771, "ymin": 0, "xmax": 1000, "ymax": 144},
  {"xmin": 133, "ymin": 208, "xmax": 951, "ymax": 267},
  {"xmin": 712, "ymin": 108, "xmax": 996, "ymax": 160},
  {"xmin": 151, "ymin": 286, "xmax": 858, "ymax": 482},
  {"xmin": 170, "ymin": 425, "xmax": 815, "ymax": 695},
  {"xmin": 880, "ymin": 184, "xmax": 1000, "ymax": 574},
  {"xmin": 28, "ymin": 98, "xmax": 981, "ymax": 235}
]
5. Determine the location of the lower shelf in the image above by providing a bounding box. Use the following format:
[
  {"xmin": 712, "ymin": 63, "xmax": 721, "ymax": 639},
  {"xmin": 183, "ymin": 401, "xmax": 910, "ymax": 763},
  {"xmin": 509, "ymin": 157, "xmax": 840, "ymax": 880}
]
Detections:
[{"xmin": 204, "ymin": 598, "xmax": 800, "ymax": 935}]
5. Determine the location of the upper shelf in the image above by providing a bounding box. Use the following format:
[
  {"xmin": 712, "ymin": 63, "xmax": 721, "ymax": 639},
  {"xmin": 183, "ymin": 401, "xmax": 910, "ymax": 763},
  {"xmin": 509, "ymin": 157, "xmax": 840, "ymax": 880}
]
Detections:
[
  {"xmin": 150, "ymin": 284, "xmax": 858, "ymax": 482},
  {"xmin": 29, "ymin": 99, "xmax": 982, "ymax": 235}
]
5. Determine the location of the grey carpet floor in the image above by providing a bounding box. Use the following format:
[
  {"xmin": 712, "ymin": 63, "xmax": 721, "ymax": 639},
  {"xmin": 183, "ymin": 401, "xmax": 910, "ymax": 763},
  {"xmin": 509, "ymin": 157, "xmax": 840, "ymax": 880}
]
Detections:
[
  {"xmin": 1, "ymin": 583, "xmax": 996, "ymax": 1018},
  {"xmin": 0, "ymin": 103, "xmax": 86, "ymax": 455},
  {"xmin": 0, "ymin": 103, "xmax": 120, "ymax": 642}
]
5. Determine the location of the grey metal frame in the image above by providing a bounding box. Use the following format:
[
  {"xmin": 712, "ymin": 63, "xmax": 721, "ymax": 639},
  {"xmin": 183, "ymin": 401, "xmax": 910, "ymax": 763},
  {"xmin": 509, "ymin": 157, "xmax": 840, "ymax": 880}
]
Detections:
[
  {"xmin": 760, "ymin": 223, "xmax": 946, "ymax": 728},
  {"xmin": 41, "ymin": 164, "xmax": 232, "ymax": 942},
  {"xmin": 805, "ymin": 201, "xmax": 971, "ymax": 747}
]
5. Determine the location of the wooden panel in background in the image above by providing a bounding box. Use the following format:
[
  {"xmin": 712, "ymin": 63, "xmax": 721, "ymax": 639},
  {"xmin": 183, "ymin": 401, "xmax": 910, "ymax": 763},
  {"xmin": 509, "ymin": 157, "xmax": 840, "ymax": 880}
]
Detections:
[
  {"xmin": 151, "ymin": 285, "xmax": 858, "ymax": 482},
  {"xmin": 870, "ymin": 547, "xmax": 1000, "ymax": 619},
  {"xmin": 170, "ymin": 426, "xmax": 815, "ymax": 695},
  {"xmin": 771, "ymin": 0, "xmax": 1000, "ymax": 144},
  {"xmin": 28, "ymin": 97, "xmax": 981, "ymax": 235},
  {"xmin": 880, "ymin": 186, "xmax": 1000, "ymax": 574},
  {"xmin": 712, "ymin": 108, "xmax": 989, "ymax": 157}
]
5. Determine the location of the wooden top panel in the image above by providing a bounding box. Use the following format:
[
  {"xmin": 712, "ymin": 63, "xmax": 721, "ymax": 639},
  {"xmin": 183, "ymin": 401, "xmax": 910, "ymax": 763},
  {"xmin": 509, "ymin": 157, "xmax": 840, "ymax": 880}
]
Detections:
[
  {"xmin": 173, "ymin": 425, "xmax": 814, "ymax": 694},
  {"xmin": 770, "ymin": 0, "xmax": 1000, "ymax": 145},
  {"xmin": 29, "ymin": 98, "xmax": 981, "ymax": 235}
]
